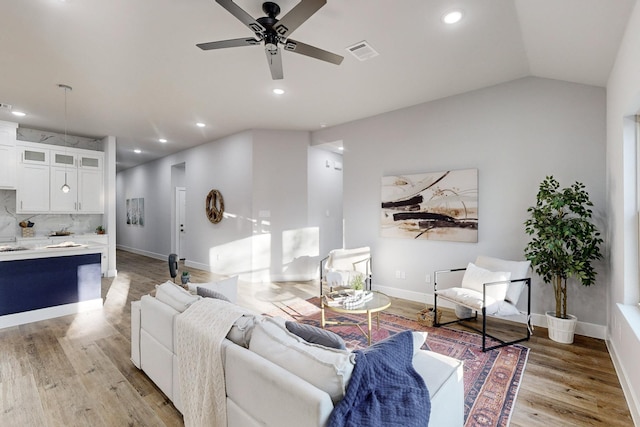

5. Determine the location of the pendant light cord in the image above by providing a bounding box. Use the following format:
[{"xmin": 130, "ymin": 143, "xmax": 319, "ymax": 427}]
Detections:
[{"xmin": 58, "ymin": 84, "xmax": 72, "ymax": 193}]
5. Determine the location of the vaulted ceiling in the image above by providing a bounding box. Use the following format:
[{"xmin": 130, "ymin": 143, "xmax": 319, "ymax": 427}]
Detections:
[{"xmin": 0, "ymin": 0, "xmax": 635, "ymax": 170}]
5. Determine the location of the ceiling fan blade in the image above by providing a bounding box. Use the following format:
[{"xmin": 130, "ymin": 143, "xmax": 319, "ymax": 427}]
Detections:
[
  {"xmin": 215, "ymin": 0, "xmax": 266, "ymax": 35},
  {"xmin": 284, "ymin": 39, "xmax": 343, "ymax": 65},
  {"xmin": 197, "ymin": 37, "xmax": 261, "ymax": 50},
  {"xmin": 265, "ymin": 47, "xmax": 284, "ymax": 80},
  {"xmin": 273, "ymin": 0, "xmax": 326, "ymax": 38}
]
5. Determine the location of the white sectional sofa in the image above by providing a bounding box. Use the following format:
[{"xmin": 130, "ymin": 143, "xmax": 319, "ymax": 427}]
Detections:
[{"xmin": 130, "ymin": 280, "xmax": 465, "ymax": 426}]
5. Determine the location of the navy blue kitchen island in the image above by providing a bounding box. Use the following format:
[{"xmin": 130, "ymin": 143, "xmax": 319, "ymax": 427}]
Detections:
[{"xmin": 0, "ymin": 245, "xmax": 104, "ymax": 328}]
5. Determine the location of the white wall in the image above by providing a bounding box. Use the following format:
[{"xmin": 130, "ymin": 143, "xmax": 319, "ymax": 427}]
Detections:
[
  {"xmin": 252, "ymin": 130, "xmax": 313, "ymax": 282},
  {"xmin": 308, "ymin": 146, "xmax": 343, "ymax": 265},
  {"xmin": 606, "ymin": 0, "xmax": 640, "ymax": 422},
  {"xmin": 312, "ymin": 76, "xmax": 607, "ymax": 332},
  {"xmin": 117, "ymin": 131, "xmax": 254, "ymax": 267},
  {"xmin": 183, "ymin": 131, "xmax": 254, "ymax": 273},
  {"xmin": 116, "ymin": 129, "xmax": 322, "ymax": 283}
]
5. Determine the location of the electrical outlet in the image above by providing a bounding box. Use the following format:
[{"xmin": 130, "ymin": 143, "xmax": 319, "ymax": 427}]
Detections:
[{"xmin": 395, "ymin": 270, "xmax": 401, "ymax": 279}]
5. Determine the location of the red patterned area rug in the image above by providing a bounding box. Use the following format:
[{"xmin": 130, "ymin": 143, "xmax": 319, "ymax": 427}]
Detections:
[{"xmin": 268, "ymin": 297, "xmax": 529, "ymax": 427}]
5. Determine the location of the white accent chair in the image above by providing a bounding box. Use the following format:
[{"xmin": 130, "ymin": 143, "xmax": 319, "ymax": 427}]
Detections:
[
  {"xmin": 433, "ymin": 255, "xmax": 532, "ymax": 352},
  {"xmin": 319, "ymin": 247, "xmax": 372, "ymax": 295}
]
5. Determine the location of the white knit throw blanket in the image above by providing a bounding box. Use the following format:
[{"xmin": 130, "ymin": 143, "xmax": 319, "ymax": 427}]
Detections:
[{"xmin": 176, "ymin": 298, "xmax": 247, "ymax": 427}]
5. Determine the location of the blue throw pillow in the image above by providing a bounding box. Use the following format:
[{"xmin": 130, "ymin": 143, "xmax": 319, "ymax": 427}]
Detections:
[{"xmin": 285, "ymin": 321, "xmax": 347, "ymax": 350}]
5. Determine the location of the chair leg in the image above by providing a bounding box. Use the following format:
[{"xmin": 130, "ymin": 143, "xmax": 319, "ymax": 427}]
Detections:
[{"xmin": 436, "ymin": 303, "xmax": 531, "ymax": 352}]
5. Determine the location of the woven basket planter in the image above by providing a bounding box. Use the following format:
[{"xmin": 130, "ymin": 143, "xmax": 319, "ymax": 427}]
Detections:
[{"xmin": 417, "ymin": 307, "xmax": 441, "ymax": 327}]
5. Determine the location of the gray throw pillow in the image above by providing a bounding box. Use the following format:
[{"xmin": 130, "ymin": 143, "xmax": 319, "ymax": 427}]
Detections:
[
  {"xmin": 285, "ymin": 321, "xmax": 346, "ymax": 350},
  {"xmin": 197, "ymin": 286, "xmax": 231, "ymax": 302}
]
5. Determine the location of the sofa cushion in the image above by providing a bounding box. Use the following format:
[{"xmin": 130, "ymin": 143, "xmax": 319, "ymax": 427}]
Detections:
[
  {"xmin": 461, "ymin": 262, "xmax": 510, "ymax": 302},
  {"xmin": 155, "ymin": 281, "xmax": 200, "ymax": 313},
  {"xmin": 436, "ymin": 287, "xmax": 520, "ymax": 316},
  {"xmin": 249, "ymin": 317, "xmax": 355, "ymax": 403},
  {"xmin": 475, "ymin": 256, "xmax": 530, "ymax": 304},
  {"xmin": 285, "ymin": 321, "xmax": 346, "ymax": 350}
]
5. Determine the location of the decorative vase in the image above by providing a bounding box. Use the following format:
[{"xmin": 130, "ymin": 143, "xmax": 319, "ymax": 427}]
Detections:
[
  {"xmin": 546, "ymin": 311, "xmax": 578, "ymax": 344},
  {"xmin": 181, "ymin": 274, "xmax": 190, "ymax": 285}
]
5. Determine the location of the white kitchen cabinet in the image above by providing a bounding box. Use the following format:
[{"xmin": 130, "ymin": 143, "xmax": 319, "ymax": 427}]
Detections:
[
  {"xmin": 79, "ymin": 153, "xmax": 102, "ymax": 170},
  {"xmin": 78, "ymin": 151, "xmax": 103, "ymax": 213},
  {"xmin": 0, "ymin": 121, "xmax": 17, "ymax": 189},
  {"xmin": 19, "ymin": 145, "xmax": 49, "ymax": 165},
  {"xmin": 17, "ymin": 163, "xmax": 50, "ymax": 213},
  {"xmin": 78, "ymin": 168, "xmax": 104, "ymax": 213},
  {"xmin": 0, "ymin": 144, "xmax": 15, "ymax": 189},
  {"xmin": 50, "ymin": 166, "xmax": 79, "ymax": 212},
  {"xmin": 51, "ymin": 150, "xmax": 77, "ymax": 168},
  {"xmin": 17, "ymin": 143, "xmax": 50, "ymax": 213},
  {"xmin": 15, "ymin": 142, "xmax": 104, "ymax": 214},
  {"xmin": 51, "ymin": 149, "xmax": 103, "ymax": 213}
]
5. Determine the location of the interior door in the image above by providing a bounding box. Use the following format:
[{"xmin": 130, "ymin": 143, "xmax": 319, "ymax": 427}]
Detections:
[{"xmin": 176, "ymin": 187, "xmax": 186, "ymax": 259}]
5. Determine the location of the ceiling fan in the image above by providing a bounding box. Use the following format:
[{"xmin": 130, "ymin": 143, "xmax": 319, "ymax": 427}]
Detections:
[{"xmin": 197, "ymin": 0, "xmax": 344, "ymax": 80}]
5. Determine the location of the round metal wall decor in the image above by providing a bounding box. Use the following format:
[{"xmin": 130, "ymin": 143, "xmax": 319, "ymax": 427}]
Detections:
[{"xmin": 205, "ymin": 189, "xmax": 224, "ymax": 224}]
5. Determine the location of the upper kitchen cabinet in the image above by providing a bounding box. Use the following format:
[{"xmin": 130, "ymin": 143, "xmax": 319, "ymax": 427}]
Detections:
[
  {"xmin": 17, "ymin": 142, "xmax": 104, "ymax": 214},
  {"xmin": 0, "ymin": 121, "xmax": 18, "ymax": 189},
  {"xmin": 17, "ymin": 143, "xmax": 50, "ymax": 213},
  {"xmin": 78, "ymin": 151, "xmax": 104, "ymax": 213},
  {"xmin": 49, "ymin": 149, "xmax": 104, "ymax": 214}
]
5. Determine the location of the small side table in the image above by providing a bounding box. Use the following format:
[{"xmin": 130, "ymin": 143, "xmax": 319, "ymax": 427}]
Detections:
[{"xmin": 321, "ymin": 291, "xmax": 391, "ymax": 346}]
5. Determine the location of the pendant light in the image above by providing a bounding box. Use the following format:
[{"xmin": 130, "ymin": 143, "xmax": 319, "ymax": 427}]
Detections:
[{"xmin": 59, "ymin": 84, "xmax": 72, "ymax": 193}]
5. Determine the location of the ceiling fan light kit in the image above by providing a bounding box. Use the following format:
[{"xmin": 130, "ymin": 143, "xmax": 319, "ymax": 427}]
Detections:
[{"xmin": 198, "ymin": 0, "xmax": 344, "ymax": 80}]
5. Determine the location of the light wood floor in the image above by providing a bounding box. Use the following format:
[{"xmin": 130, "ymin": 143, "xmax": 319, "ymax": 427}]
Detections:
[{"xmin": 0, "ymin": 250, "xmax": 633, "ymax": 426}]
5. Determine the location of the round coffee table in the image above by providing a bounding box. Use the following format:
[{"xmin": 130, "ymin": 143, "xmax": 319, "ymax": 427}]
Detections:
[{"xmin": 321, "ymin": 291, "xmax": 391, "ymax": 346}]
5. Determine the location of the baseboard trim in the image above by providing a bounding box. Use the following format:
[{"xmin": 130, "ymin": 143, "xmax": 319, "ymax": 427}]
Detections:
[
  {"xmin": 607, "ymin": 337, "xmax": 640, "ymax": 426},
  {"xmin": 0, "ymin": 299, "xmax": 103, "ymax": 329},
  {"xmin": 184, "ymin": 259, "xmax": 210, "ymax": 272},
  {"xmin": 116, "ymin": 245, "xmax": 166, "ymax": 261}
]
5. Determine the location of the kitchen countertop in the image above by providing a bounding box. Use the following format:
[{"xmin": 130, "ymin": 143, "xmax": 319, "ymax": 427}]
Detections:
[
  {"xmin": 16, "ymin": 233, "xmax": 108, "ymax": 241},
  {"xmin": 0, "ymin": 241, "xmax": 107, "ymax": 261}
]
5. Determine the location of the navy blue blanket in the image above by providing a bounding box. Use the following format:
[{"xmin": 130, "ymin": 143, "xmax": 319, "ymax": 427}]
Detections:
[{"xmin": 328, "ymin": 331, "xmax": 430, "ymax": 427}]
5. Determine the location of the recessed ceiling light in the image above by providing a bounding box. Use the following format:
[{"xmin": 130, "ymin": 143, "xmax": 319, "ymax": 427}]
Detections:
[
  {"xmin": 442, "ymin": 10, "xmax": 463, "ymax": 24},
  {"xmin": 134, "ymin": 149, "xmax": 142, "ymax": 154},
  {"xmin": 11, "ymin": 111, "xmax": 26, "ymax": 117},
  {"xmin": 273, "ymin": 88, "xmax": 285, "ymax": 95},
  {"xmin": 159, "ymin": 138, "xmax": 167, "ymax": 143},
  {"xmin": 320, "ymin": 123, "xmax": 327, "ymax": 128},
  {"xmin": 196, "ymin": 122, "xmax": 206, "ymax": 128}
]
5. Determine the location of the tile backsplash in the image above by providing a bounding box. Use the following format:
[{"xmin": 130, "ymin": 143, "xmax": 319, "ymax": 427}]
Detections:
[{"xmin": 0, "ymin": 190, "xmax": 102, "ymax": 239}]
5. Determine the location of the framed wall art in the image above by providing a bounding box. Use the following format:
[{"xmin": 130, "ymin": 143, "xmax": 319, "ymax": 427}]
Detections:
[
  {"xmin": 380, "ymin": 169, "xmax": 478, "ymax": 242},
  {"xmin": 126, "ymin": 197, "xmax": 145, "ymax": 226}
]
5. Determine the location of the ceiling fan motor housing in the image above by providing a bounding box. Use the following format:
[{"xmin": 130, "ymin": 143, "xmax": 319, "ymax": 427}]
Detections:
[{"xmin": 199, "ymin": 0, "xmax": 343, "ymax": 80}]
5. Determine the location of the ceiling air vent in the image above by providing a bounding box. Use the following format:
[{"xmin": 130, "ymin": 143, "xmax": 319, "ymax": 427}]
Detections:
[
  {"xmin": 346, "ymin": 40, "xmax": 379, "ymax": 61},
  {"xmin": 0, "ymin": 103, "xmax": 12, "ymax": 111}
]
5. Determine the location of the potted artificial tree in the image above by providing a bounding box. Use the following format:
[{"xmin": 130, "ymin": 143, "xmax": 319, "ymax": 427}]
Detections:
[{"xmin": 524, "ymin": 176, "xmax": 603, "ymax": 344}]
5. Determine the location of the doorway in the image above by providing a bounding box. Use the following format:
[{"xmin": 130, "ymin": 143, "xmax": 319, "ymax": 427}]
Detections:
[
  {"xmin": 175, "ymin": 187, "xmax": 186, "ymax": 259},
  {"xmin": 171, "ymin": 162, "xmax": 186, "ymax": 259}
]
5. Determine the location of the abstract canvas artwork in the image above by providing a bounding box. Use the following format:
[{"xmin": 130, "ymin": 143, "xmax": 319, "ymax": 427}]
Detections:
[
  {"xmin": 126, "ymin": 198, "xmax": 145, "ymax": 226},
  {"xmin": 380, "ymin": 169, "xmax": 478, "ymax": 242}
]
